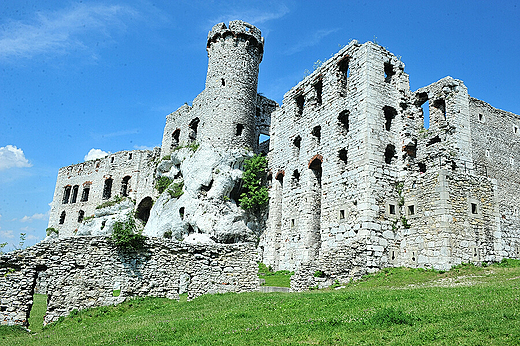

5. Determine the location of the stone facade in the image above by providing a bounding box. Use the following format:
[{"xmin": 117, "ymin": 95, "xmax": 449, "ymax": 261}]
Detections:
[{"xmin": 0, "ymin": 237, "xmax": 258, "ymax": 326}]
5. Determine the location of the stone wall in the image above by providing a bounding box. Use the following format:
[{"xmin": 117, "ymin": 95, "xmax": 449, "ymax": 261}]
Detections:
[
  {"xmin": 48, "ymin": 149, "xmax": 160, "ymax": 237},
  {"xmin": 0, "ymin": 237, "xmax": 258, "ymax": 326}
]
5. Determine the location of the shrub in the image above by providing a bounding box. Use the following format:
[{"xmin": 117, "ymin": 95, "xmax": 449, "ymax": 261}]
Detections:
[
  {"xmin": 96, "ymin": 195, "xmax": 125, "ymax": 209},
  {"xmin": 314, "ymin": 270, "xmax": 325, "ymax": 278},
  {"xmin": 163, "ymin": 230, "xmax": 172, "ymax": 239},
  {"xmin": 111, "ymin": 217, "xmax": 146, "ymax": 251},
  {"xmin": 155, "ymin": 176, "xmax": 173, "ymax": 194},
  {"xmin": 239, "ymin": 154, "xmax": 268, "ymax": 213},
  {"xmin": 167, "ymin": 181, "xmax": 184, "ymax": 198},
  {"xmin": 46, "ymin": 227, "xmax": 59, "ymax": 236}
]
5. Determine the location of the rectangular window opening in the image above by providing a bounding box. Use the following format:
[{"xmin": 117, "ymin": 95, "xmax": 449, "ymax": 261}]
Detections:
[
  {"xmin": 339, "ymin": 210, "xmax": 345, "ymax": 220},
  {"xmin": 295, "ymin": 94, "xmax": 304, "ymax": 116},
  {"xmin": 314, "ymin": 79, "xmax": 323, "ymax": 104},
  {"xmin": 471, "ymin": 203, "xmax": 478, "ymax": 215},
  {"xmin": 389, "ymin": 204, "xmax": 396, "ymax": 215},
  {"xmin": 407, "ymin": 205, "xmax": 415, "ymax": 216}
]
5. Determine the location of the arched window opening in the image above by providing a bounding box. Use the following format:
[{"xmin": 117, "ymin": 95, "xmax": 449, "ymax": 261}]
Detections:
[
  {"xmin": 309, "ymin": 157, "xmax": 322, "ymax": 185},
  {"xmin": 81, "ymin": 185, "xmax": 90, "ymax": 202},
  {"xmin": 171, "ymin": 129, "xmax": 181, "ymax": 148},
  {"xmin": 102, "ymin": 178, "xmax": 113, "ymax": 200},
  {"xmin": 136, "ymin": 197, "xmax": 153, "ymax": 224},
  {"xmin": 77, "ymin": 210, "xmax": 85, "ymax": 223},
  {"xmin": 383, "ymin": 106, "xmax": 397, "ymax": 131},
  {"xmin": 59, "ymin": 211, "xmax": 66, "ymax": 224},
  {"xmin": 189, "ymin": 118, "xmax": 200, "ymax": 141},
  {"xmin": 62, "ymin": 186, "xmax": 71, "ymax": 204},
  {"xmin": 121, "ymin": 176, "xmax": 131, "ymax": 197},
  {"xmin": 71, "ymin": 185, "xmax": 79, "ymax": 204}
]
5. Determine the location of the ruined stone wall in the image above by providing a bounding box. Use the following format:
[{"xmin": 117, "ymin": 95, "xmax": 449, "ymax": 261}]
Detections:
[
  {"xmin": 48, "ymin": 149, "xmax": 159, "ymax": 237},
  {"xmin": 0, "ymin": 237, "xmax": 258, "ymax": 327},
  {"xmin": 469, "ymin": 98, "xmax": 520, "ymax": 258}
]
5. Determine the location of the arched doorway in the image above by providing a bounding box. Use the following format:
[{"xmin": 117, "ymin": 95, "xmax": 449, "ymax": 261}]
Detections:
[{"xmin": 136, "ymin": 197, "xmax": 153, "ymax": 224}]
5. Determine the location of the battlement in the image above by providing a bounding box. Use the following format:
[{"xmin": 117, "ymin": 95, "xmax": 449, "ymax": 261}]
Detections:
[{"xmin": 207, "ymin": 20, "xmax": 264, "ymax": 57}]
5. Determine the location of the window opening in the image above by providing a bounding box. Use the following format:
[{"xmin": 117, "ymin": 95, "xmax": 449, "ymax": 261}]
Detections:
[
  {"xmin": 111, "ymin": 157, "xmax": 114, "ymax": 163},
  {"xmin": 221, "ymin": 78, "xmax": 225, "ymax": 86},
  {"xmin": 172, "ymin": 129, "xmax": 181, "ymax": 148},
  {"xmin": 471, "ymin": 203, "xmax": 478, "ymax": 215},
  {"xmin": 404, "ymin": 142, "xmax": 417, "ymax": 158},
  {"xmin": 189, "ymin": 117, "xmax": 200, "ymax": 141},
  {"xmin": 128, "ymin": 153, "xmax": 132, "ymax": 160},
  {"xmin": 389, "ymin": 204, "xmax": 396, "ymax": 215},
  {"xmin": 418, "ymin": 162, "xmax": 427, "ymax": 173},
  {"xmin": 81, "ymin": 185, "xmax": 90, "ymax": 202},
  {"xmin": 295, "ymin": 94, "xmax": 304, "ymax": 116},
  {"xmin": 293, "ymin": 136, "xmax": 301, "ymax": 149},
  {"xmin": 71, "ymin": 185, "xmax": 79, "ymax": 204},
  {"xmin": 62, "ymin": 186, "xmax": 71, "ymax": 204},
  {"xmin": 384, "ymin": 144, "xmax": 396, "ymax": 164},
  {"xmin": 485, "ymin": 149, "xmax": 490, "ymax": 158},
  {"xmin": 384, "ymin": 62, "xmax": 395, "ymax": 83},
  {"xmin": 338, "ymin": 110, "xmax": 349, "ymax": 132},
  {"xmin": 121, "ymin": 176, "xmax": 131, "ymax": 197},
  {"xmin": 338, "ymin": 57, "xmax": 349, "ymax": 96},
  {"xmin": 292, "ymin": 170, "xmax": 300, "ymax": 186},
  {"xmin": 309, "ymin": 157, "xmax": 322, "ymax": 185},
  {"xmin": 102, "ymin": 178, "xmax": 113, "ymax": 200},
  {"xmin": 236, "ymin": 124, "xmax": 244, "ymax": 136},
  {"xmin": 291, "ymin": 219, "xmax": 295, "ymax": 228},
  {"xmin": 312, "ymin": 125, "xmax": 321, "ymax": 144},
  {"xmin": 179, "ymin": 207, "xmax": 185, "ymax": 220},
  {"xmin": 59, "ymin": 211, "xmax": 66, "ymax": 224},
  {"xmin": 407, "ymin": 205, "xmax": 415, "ymax": 216},
  {"xmin": 339, "ymin": 209, "xmax": 345, "ymax": 220},
  {"xmin": 433, "ymin": 99, "xmax": 446, "ymax": 120},
  {"xmin": 416, "ymin": 92, "xmax": 429, "ymax": 129},
  {"xmin": 78, "ymin": 210, "xmax": 85, "ymax": 223},
  {"xmin": 478, "ymin": 113, "xmax": 484, "ymax": 122},
  {"xmin": 136, "ymin": 197, "xmax": 153, "ymax": 224},
  {"xmin": 313, "ymin": 79, "xmax": 323, "ymax": 104},
  {"xmin": 256, "ymin": 107, "xmax": 261, "ymax": 118},
  {"xmin": 338, "ymin": 149, "xmax": 348, "ymax": 164},
  {"xmin": 383, "ymin": 106, "xmax": 397, "ymax": 131},
  {"xmin": 514, "ymin": 125, "xmax": 518, "ymax": 134},
  {"xmin": 275, "ymin": 172, "xmax": 284, "ymax": 187}
]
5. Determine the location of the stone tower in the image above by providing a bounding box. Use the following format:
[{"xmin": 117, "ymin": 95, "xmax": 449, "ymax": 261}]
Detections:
[{"xmin": 199, "ymin": 20, "xmax": 264, "ymax": 151}]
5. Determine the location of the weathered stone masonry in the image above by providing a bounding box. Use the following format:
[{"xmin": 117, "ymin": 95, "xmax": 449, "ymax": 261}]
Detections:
[{"xmin": 0, "ymin": 238, "xmax": 258, "ymax": 326}]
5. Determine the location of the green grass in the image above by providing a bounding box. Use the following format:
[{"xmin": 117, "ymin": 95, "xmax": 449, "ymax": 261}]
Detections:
[
  {"xmin": 258, "ymin": 262, "xmax": 294, "ymax": 287},
  {"xmin": 27, "ymin": 294, "xmax": 47, "ymax": 333},
  {"xmin": 2, "ymin": 261, "xmax": 520, "ymax": 345}
]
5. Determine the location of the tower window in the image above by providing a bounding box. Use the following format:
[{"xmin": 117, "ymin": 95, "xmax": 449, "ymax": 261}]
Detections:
[
  {"xmin": 189, "ymin": 117, "xmax": 200, "ymax": 141},
  {"xmin": 78, "ymin": 210, "xmax": 85, "ymax": 223},
  {"xmin": 293, "ymin": 136, "xmax": 301, "ymax": 149},
  {"xmin": 59, "ymin": 211, "xmax": 66, "ymax": 224},
  {"xmin": 121, "ymin": 176, "xmax": 131, "ymax": 197},
  {"xmin": 221, "ymin": 78, "xmax": 225, "ymax": 86},
  {"xmin": 338, "ymin": 56, "xmax": 349, "ymax": 96},
  {"xmin": 339, "ymin": 209, "xmax": 345, "ymax": 220},
  {"xmin": 471, "ymin": 203, "xmax": 478, "ymax": 215},
  {"xmin": 81, "ymin": 185, "xmax": 90, "ymax": 202},
  {"xmin": 295, "ymin": 94, "xmax": 304, "ymax": 116},
  {"xmin": 236, "ymin": 124, "xmax": 244, "ymax": 136},
  {"xmin": 338, "ymin": 149, "xmax": 348, "ymax": 164},
  {"xmin": 111, "ymin": 157, "xmax": 114, "ymax": 163},
  {"xmin": 172, "ymin": 129, "xmax": 181, "ymax": 148},
  {"xmin": 407, "ymin": 205, "xmax": 415, "ymax": 216},
  {"xmin": 128, "ymin": 153, "xmax": 132, "ymax": 160},
  {"xmin": 389, "ymin": 204, "xmax": 396, "ymax": 215},
  {"xmin": 384, "ymin": 62, "xmax": 395, "ymax": 83},
  {"xmin": 384, "ymin": 144, "xmax": 396, "ymax": 164}
]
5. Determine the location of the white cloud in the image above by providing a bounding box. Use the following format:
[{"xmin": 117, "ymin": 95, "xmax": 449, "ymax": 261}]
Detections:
[
  {"xmin": 0, "ymin": 4, "xmax": 137, "ymax": 60},
  {"xmin": 284, "ymin": 28, "xmax": 339, "ymax": 55},
  {"xmin": 20, "ymin": 213, "xmax": 47, "ymax": 223},
  {"xmin": 0, "ymin": 145, "xmax": 32, "ymax": 171},
  {"xmin": 134, "ymin": 145, "xmax": 155, "ymax": 151},
  {"xmin": 0, "ymin": 230, "xmax": 15, "ymax": 239},
  {"xmin": 210, "ymin": 4, "xmax": 289, "ymax": 26},
  {"xmin": 84, "ymin": 148, "xmax": 109, "ymax": 161}
]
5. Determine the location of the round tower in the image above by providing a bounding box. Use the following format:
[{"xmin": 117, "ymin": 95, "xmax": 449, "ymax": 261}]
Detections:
[{"xmin": 199, "ymin": 20, "xmax": 264, "ymax": 151}]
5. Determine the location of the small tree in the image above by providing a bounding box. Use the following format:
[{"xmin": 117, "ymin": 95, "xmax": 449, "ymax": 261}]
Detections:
[
  {"xmin": 111, "ymin": 217, "xmax": 146, "ymax": 251},
  {"xmin": 239, "ymin": 154, "xmax": 269, "ymax": 214}
]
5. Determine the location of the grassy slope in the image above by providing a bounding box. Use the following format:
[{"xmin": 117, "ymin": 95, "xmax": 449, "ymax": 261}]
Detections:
[{"xmin": 2, "ymin": 262, "xmax": 520, "ymax": 345}]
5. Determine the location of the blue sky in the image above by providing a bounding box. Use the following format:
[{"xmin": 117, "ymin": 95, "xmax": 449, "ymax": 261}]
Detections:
[{"xmin": 1, "ymin": 0, "xmax": 519, "ymax": 249}]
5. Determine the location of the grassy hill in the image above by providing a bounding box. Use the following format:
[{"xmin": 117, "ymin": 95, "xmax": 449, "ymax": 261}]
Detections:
[{"xmin": 2, "ymin": 260, "xmax": 520, "ymax": 345}]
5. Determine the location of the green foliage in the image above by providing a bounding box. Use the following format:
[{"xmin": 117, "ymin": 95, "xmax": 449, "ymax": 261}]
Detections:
[
  {"xmin": 314, "ymin": 270, "xmax": 325, "ymax": 278},
  {"xmin": 172, "ymin": 142, "xmax": 200, "ymax": 153},
  {"xmin": 82, "ymin": 215, "xmax": 94, "ymax": 222},
  {"xmin": 161, "ymin": 155, "xmax": 171, "ymax": 161},
  {"xmin": 45, "ymin": 228, "xmax": 58, "ymax": 237},
  {"xmin": 111, "ymin": 217, "xmax": 146, "ymax": 252},
  {"xmin": 0, "ymin": 242, "xmax": 7, "ymax": 255},
  {"xmin": 239, "ymin": 154, "xmax": 268, "ymax": 213},
  {"xmin": 257, "ymin": 262, "xmax": 293, "ymax": 287},
  {"xmin": 155, "ymin": 176, "xmax": 173, "ymax": 194},
  {"xmin": 401, "ymin": 216, "xmax": 411, "ymax": 229},
  {"xmin": 167, "ymin": 181, "xmax": 184, "ymax": 199},
  {"xmin": 96, "ymin": 195, "xmax": 125, "ymax": 209},
  {"xmin": 496, "ymin": 258, "xmax": 520, "ymax": 267},
  {"xmin": 112, "ymin": 290, "xmax": 121, "ymax": 297},
  {"xmin": 163, "ymin": 230, "xmax": 172, "ymax": 239}
]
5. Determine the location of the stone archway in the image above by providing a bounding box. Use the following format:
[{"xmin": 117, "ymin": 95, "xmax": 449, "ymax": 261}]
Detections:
[{"xmin": 136, "ymin": 197, "xmax": 153, "ymax": 224}]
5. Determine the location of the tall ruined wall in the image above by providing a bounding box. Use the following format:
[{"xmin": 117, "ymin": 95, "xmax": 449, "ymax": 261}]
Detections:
[
  {"xmin": 48, "ymin": 149, "xmax": 159, "ymax": 237},
  {"xmin": 469, "ymin": 98, "xmax": 520, "ymax": 258},
  {"xmin": 0, "ymin": 237, "xmax": 258, "ymax": 327},
  {"xmin": 263, "ymin": 41, "xmax": 412, "ymax": 272}
]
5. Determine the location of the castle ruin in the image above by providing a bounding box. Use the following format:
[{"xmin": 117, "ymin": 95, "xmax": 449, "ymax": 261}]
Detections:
[{"xmin": 2, "ymin": 20, "xmax": 520, "ymax": 326}]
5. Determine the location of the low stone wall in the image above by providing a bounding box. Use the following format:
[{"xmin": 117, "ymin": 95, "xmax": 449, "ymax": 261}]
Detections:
[{"xmin": 0, "ymin": 237, "xmax": 259, "ymax": 326}]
